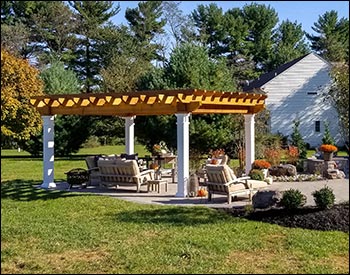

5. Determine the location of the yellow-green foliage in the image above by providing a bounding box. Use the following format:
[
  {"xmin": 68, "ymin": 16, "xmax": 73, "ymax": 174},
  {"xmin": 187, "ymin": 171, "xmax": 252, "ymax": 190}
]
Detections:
[{"xmin": 1, "ymin": 49, "xmax": 44, "ymax": 141}]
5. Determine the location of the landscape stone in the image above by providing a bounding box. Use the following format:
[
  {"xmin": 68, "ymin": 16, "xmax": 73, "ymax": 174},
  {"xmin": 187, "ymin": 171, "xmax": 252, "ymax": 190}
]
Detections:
[
  {"xmin": 252, "ymin": 190, "xmax": 283, "ymax": 209},
  {"xmin": 269, "ymin": 164, "xmax": 297, "ymax": 177}
]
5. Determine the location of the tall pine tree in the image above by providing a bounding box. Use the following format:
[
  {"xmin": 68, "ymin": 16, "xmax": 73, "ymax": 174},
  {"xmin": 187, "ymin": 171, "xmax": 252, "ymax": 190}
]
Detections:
[
  {"xmin": 68, "ymin": 1, "xmax": 120, "ymax": 92},
  {"xmin": 242, "ymin": 3, "xmax": 279, "ymax": 72},
  {"xmin": 190, "ymin": 3, "xmax": 226, "ymax": 57},
  {"xmin": 307, "ymin": 10, "xmax": 349, "ymax": 62},
  {"xmin": 125, "ymin": 1, "xmax": 166, "ymax": 63},
  {"xmin": 268, "ymin": 20, "xmax": 309, "ymax": 70}
]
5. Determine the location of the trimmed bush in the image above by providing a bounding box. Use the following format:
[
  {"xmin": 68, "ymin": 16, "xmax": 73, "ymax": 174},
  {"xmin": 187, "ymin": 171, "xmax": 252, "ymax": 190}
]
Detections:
[
  {"xmin": 312, "ymin": 186, "xmax": 335, "ymax": 209},
  {"xmin": 280, "ymin": 189, "xmax": 306, "ymax": 210},
  {"xmin": 249, "ymin": 169, "xmax": 264, "ymax": 181}
]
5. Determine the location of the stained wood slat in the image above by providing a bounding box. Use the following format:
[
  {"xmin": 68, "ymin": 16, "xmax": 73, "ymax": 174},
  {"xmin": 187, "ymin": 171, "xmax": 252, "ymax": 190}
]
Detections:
[{"xmin": 30, "ymin": 89, "xmax": 266, "ymax": 116}]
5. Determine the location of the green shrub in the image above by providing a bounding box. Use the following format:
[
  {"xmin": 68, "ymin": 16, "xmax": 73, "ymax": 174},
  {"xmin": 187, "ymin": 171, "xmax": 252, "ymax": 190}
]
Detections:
[
  {"xmin": 290, "ymin": 120, "xmax": 307, "ymax": 159},
  {"xmin": 82, "ymin": 136, "xmax": 101, "ymax": 148},
  {"xmin": 244, "ymin": 204, "xmax": 254, "ymax": 215},
  {"xmin": 280, "ymin": 189, "xmax": 306, "ymax": 210},
  {"xmin": 248, "ymin": 169, "xmax": 264, "ymax": 181},
  {"xmin": 322, "ymin": 122, "xmax": 335, "ymax": 145},
  {"xmin": 312, "ymin": 186, "xmax": 335, "ymax": 209}
]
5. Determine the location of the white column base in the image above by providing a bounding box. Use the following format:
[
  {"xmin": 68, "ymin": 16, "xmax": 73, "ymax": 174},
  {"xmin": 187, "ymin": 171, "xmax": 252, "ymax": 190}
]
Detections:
[{"xmin": 40, "ymin": 182, "xmax": 57, "ymax": 189}]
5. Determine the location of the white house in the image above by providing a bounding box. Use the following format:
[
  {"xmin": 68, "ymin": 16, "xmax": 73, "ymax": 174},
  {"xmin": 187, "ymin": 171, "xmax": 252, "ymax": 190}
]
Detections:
[{"xmin": 243, "ymin": 52, "xmax": 343, "ymax": 148}]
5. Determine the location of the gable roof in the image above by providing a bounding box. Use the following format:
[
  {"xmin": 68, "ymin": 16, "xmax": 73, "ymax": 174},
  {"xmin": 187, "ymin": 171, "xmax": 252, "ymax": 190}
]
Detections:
[{"xmin": 242, "ymin": 53, "xmax": 314, "ymax": 92}]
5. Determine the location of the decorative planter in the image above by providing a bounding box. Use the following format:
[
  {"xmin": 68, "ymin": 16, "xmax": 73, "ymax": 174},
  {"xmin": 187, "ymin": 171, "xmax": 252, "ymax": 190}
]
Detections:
[
  {"xmin": 188, "ymin": 173, "xmax": 199, "ymax": 197},
  {"xmin": 261, "ymin": 168, "xmax": 269, "ymax": 179},
  {"xmin": 323, "ymin": 152, "xmax": 334, "ymax": 161}
]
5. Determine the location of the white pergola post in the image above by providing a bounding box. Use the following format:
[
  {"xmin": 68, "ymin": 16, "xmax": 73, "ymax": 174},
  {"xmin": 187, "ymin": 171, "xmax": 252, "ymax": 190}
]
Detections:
[
  {"xmin": 124, "ymin": 116, "xmax": 135, "ymax": 154},
  {"xmin": 41, "ymin": 115, "xmax": 56, "ymax": 188},
  {"xmin": 244, "ymin": 114, "xmax": 255, "ymax": 175},
  {"xmin": 175, "ymin": 113, "xmax": 190, "ymax": 197}
]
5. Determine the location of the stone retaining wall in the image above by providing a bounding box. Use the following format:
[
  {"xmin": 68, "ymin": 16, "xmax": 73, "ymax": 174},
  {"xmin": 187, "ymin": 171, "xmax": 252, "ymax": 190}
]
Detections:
[{"xmin": 305, "ymin": 157, "xmax": 349, "ymax": 178}]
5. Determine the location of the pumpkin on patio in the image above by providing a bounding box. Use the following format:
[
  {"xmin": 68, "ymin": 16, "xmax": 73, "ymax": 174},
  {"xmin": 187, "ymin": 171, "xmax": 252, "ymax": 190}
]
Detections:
[
  {"xmin": 197, "ymin": 188, "xmax": 208, "ymax": 197},
  {"xmin": 150, "ymin": 163, "xmax": 159, "ymax": 170}
]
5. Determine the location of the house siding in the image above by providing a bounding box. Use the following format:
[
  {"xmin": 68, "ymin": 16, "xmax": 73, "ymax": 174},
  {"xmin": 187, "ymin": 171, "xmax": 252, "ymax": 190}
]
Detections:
[{"xmin": 262, "ymin": 53, "xmax": 343, "ymax": 148}]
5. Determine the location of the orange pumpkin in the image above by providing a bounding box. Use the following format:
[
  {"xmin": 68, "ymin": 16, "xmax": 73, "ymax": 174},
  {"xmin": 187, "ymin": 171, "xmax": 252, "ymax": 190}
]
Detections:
[
  {"xmin": 197, "ymin": 188, "xmax": 208, "ymax": 197},
  {"xmin": 150, "ymin": 163, "xmax": 159, "ymax": 170}
]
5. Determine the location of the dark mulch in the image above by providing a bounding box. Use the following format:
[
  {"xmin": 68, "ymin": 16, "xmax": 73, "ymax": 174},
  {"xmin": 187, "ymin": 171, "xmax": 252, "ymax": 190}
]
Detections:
[{"xmin": 230, "ymin": 202, "xmax": 349, "ymax": 232}]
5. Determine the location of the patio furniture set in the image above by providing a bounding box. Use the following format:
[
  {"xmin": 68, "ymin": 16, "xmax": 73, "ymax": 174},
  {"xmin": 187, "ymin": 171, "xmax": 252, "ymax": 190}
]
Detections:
[
  {"xmin": 66, "ymin": 154, "xmax": 174, "ymax": 193},
  {"xmin": 66, "ymin": 154, "xmax": 270, "ymax": 203}
]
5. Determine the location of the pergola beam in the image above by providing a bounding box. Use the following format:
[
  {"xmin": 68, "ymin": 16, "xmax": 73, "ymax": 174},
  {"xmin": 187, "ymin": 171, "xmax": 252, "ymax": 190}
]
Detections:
[{"xmin": 30, "ymin": 89, "xmax": 266, "ymax": 117}]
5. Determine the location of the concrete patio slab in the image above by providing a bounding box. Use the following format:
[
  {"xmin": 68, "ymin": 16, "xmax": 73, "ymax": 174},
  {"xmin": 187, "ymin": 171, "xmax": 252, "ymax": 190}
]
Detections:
[{"xmin": 51, "ymin": 178, "xmax": 349, "ymax": 209}]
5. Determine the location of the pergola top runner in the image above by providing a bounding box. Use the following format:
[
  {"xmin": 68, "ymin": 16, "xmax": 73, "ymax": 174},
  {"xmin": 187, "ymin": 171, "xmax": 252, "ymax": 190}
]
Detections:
[{"xmin": 30, "ymin": 89, "xmax": 266, "ymax": 117}]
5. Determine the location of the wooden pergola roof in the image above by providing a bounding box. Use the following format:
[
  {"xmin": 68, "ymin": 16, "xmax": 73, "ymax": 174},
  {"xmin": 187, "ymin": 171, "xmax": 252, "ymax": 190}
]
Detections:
[{"xmin": 30, "ymin": 89, "xmax": 267, "ymax": 116}]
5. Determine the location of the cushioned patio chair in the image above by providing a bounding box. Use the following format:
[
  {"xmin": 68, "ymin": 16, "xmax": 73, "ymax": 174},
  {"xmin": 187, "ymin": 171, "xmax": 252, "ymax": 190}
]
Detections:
[
  {"xmin": 205, "ymin": 164, "xmax": 269, "ymax": 203},
  {"xmin": 85, "ymin": 155, "xmax": 122, "ymax": 186},
  {"xmin": 197, "ymin": 154, "xmax": 229, "ymax": 183},
  {"xmin": 97, "ymin": 159, "xmax": 155, "ymax": 192},
  {"xmin": 85, "ymin": 156, "xmax": 101, "ymax": 186}
]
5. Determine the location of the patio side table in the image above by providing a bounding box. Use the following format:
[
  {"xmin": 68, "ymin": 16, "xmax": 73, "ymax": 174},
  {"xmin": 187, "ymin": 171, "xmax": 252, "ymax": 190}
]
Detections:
[{"xmin": 147, "ymin": 179, "xmax": 168, "ymax": 193}]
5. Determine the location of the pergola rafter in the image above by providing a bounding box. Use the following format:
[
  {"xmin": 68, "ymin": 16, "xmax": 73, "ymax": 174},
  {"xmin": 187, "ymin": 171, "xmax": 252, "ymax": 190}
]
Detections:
[{"xmin": 30, "ymin": 89, "xmax": 267, "ymax": 117}]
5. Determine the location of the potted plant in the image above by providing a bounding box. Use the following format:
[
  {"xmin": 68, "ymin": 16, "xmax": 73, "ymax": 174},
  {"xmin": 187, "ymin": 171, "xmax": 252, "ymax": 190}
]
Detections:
[
  {"xmin": 252, "ymin": 159, "xmax": 271, "ymax": 179},
  {"xmin": 319, "ymin": 144, "xmax": 337, "ymax": 161},
  {"xmin": 208, "ymin": 148, "xmax": 225, "ymax": 164},
  {"xmin": 153, "ymin": 141, "xmax": 170, "ymax": 156}
]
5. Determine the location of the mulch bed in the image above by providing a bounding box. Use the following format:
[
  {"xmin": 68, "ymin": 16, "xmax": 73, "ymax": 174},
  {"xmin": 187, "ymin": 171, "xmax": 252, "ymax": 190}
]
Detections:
[{"xmin": 229, "ymin": 202, "xmax": 349, "ymax": 232}]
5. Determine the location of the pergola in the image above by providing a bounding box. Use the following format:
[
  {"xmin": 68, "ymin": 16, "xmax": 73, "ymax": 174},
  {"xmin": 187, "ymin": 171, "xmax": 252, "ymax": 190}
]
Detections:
[{"xmin": 30, "ymin": 88, "xmax": 267, "ymax": 197}]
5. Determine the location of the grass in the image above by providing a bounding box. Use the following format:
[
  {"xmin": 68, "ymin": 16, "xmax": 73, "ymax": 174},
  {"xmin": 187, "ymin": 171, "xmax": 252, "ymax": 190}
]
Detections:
[
  {"xmin": 75, "ymin": 144, "xmax": 150, "ymax": 156},
  {"xmin": 1, "ymin": 156, "xmax": 349, "ymax": 274},
  {"xmin": 1, "ymin": 144, "xmax": 150, "ymax": 157}
]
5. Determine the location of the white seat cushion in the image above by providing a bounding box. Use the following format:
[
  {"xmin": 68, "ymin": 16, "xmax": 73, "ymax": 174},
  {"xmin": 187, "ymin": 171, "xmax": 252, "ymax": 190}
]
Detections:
[{"xmin": 248, "ymin": 180, "xmax": 268, "ymax": 189}]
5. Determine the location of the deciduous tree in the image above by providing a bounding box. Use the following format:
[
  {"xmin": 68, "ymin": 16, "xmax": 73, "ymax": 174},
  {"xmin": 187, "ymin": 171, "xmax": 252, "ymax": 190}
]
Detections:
[
  {"xmin": 161, "ymin": 1, "xmax": 193, "ymax": 46},
  {"xmin": 24, "ymin": 59, "xmax": 92, "ymax": 156},
  {"xmin": 1, "ymin": 49, "xmax": 44, "ymax": 143}
]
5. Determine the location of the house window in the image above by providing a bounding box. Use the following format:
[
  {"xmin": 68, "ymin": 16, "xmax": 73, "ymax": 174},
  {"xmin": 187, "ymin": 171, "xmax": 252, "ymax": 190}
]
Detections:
[{"xmin": 315, "ymin": 121, "xmax": 320, "ymax": 132}]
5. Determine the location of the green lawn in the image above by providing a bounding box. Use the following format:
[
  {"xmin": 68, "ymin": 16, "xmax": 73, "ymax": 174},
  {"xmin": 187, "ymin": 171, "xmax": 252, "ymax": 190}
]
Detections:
[
  {"xmin": 1, "ymin": 157, "xmax": 349, "ymax": 274},
  {"xmin": 75, "ymin": 144, "xmax": 150, "ymax": 156},
  {"xmin": 1, "ymin": 144, "xmax": 150, "ymax": 157}
]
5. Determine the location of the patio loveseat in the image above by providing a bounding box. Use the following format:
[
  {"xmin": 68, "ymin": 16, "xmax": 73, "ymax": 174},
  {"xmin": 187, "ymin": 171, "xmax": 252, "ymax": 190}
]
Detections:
[{"xmin": 97, "ymin": 158, "xmax": 155, "ymax": 192}]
